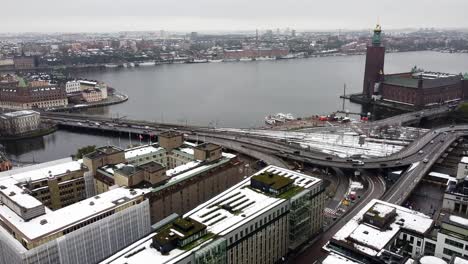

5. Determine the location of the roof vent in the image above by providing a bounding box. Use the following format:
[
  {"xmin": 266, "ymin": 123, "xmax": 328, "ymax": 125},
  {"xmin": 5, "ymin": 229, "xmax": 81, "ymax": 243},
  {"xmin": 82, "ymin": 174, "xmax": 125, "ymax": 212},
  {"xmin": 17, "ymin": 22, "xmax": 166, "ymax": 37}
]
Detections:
[
  {"xmin": 89, "ymin": 201, "xmax": 95, "ymax": 206},
  {"xmin": 40, "ymin": 219, "xmax": 48, "ymax": 225},
  {"xmin": 9, "ymin": 191, "xmax": 15, "ymax": 196},
  {"xmin": 0, "ymin": 185, "xmax": 6, "ymax": 190},
  {"xmin": 94, "ymin": 195, "xmax": 101, "ymax": 199}
]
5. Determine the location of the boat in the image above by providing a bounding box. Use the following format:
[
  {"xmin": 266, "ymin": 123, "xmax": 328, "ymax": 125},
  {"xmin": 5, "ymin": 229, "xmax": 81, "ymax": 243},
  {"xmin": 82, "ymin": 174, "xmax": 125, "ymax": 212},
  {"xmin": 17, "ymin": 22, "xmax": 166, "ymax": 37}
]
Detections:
[
  {"xmin": 239, "ymin": 57, "xmax": 252, "ymax": 62},
  {"xmin": 256, "ymin": 57, "xmax": 275, "ymax": 61},
  {"xmin": 208, "ymin": 59, "xmax": 223, "ymax": 63},
  {"xmin": 264, "ymin": 113, "xmax": 295, "ymax": 125},
  {"xmin": 104, "ymin": 64, "xmax": 119, "ymax": 68},
  {"xmin": 276, "ymin": 54, "xmax": 296, "ymax": 60},
  {"xmin": 222, "ymin": 58, "xmax": 239, "ymax": 62},
  {"xmin": 186, "ymin": 59, "xmax": 209, "ymax": 64},
  {"xmin": 138, "ymin": 61, "xmax": 156, "ymax": 66}
]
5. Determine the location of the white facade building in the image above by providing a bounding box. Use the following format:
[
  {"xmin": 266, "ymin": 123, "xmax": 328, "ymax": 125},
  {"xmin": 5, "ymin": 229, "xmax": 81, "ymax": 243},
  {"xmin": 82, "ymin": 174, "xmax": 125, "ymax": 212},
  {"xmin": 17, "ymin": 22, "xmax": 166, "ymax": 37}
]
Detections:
[{"xmin": 65, "ymin": 80, "xmax": 81, "ymax": 94}]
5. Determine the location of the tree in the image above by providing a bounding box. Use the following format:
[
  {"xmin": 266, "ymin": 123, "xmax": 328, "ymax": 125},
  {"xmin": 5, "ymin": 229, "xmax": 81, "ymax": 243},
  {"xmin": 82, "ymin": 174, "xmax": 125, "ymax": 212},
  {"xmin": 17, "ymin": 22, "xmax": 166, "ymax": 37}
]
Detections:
[{"xmin": 75, "ymin": 145, "xmax": 96, "ymax": 159}]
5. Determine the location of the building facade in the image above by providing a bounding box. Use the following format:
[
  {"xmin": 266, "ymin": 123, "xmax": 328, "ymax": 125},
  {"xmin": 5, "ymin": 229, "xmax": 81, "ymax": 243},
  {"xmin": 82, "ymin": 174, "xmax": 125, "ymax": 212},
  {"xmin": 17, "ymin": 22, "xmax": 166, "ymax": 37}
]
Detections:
[
  {"xmin": 0, "ymin": 110, "xmax": 40, "ymax": 136},
  {"xmin": 0, "ymin": 75, "xmax": 67, "ymax": 110},
  {"xmin": 65, "ymin": 80, "xmax": 81, "ymax": 94}
]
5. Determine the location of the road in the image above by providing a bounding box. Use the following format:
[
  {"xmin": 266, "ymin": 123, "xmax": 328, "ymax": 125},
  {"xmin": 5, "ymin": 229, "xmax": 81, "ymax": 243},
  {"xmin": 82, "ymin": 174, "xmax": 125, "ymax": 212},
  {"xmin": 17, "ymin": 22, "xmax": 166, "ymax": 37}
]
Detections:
[{"xmin": 291, "ymin": 171, "xmax": 386, "ymax": 263}]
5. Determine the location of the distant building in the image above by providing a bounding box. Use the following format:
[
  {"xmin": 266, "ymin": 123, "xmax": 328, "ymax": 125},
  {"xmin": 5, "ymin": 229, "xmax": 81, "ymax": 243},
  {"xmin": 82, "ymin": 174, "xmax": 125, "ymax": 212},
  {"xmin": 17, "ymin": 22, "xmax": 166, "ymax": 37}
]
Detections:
[
  {"xmin": 0, "ymin": 110, "xmax": 40, "ymax": 136},
  {"xmin": 65, "ymin": 80, "xmax": 81, "ymax": 94},
  {"xmin": 79, "ymin": 80, "xmax": 108, "ymax": 101},
  {"xmin": 13, "ymin": 56, "xmax": 37, "ymax": 70},
  {"xmin": 82, "ymin": 88, "xmax": 103, "ymax": 102},
  {"xmin": 362, "ymin": 25, "xmax": 468, "ymax": 107},
  {"xmin": 223, "ymin": 48, "xmax": 289, "ymax": 60},
  {"xmin": 101, "ymin": 165, "xmax": 325, "ymax": 264},
  {"xmin": 0, "ymin": 75, "xmax": 67, "ymax": 110}
]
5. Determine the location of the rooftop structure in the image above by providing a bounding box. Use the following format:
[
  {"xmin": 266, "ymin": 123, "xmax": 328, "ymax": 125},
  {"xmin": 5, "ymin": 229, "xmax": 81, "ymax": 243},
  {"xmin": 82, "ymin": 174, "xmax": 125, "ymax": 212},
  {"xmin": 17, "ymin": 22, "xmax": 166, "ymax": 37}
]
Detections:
[
  {"xmin": 101, "ymin": 165, "xmax": 324, "ymax": 264},
  {"xmin": 326, "ymin": 199, "xmax": 433, "ymax": 263}
]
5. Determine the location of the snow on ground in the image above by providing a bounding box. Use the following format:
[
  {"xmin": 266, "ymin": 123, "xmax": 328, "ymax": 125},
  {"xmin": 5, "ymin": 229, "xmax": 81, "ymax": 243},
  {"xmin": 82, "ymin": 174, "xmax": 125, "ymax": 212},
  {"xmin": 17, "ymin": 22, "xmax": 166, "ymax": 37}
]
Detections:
[{"xmin": 218, "ymin": 128, "xmax": 405, "ymax": 158}]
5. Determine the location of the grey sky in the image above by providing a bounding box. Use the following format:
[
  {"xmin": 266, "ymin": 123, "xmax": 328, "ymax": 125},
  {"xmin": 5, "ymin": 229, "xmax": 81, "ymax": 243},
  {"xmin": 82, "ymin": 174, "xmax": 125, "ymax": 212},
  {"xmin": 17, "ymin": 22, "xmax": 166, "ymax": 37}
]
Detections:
[{"xmin": 1, "ymin": 0, "xmax": 467, "ymax": 32}]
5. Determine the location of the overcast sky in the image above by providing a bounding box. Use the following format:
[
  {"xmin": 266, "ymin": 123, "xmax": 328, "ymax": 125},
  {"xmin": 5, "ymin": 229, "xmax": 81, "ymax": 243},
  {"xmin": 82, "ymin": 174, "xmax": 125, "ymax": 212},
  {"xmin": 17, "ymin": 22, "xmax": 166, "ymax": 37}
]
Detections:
[{"xmin": 1, "ymin": 0, "xmax": 467, "ymax": 33}]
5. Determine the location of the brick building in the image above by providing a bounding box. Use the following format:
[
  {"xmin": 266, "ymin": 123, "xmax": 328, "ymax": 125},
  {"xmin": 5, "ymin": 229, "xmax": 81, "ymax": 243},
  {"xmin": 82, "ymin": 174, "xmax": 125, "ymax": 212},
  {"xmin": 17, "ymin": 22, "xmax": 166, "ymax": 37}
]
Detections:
[
  {"xmin": 362, "ymin": 25, "xmax": 468, "ymax": 108},
  {"xmin": 0, "ymin": 75, "xmax": 68, "ymax": 110}
]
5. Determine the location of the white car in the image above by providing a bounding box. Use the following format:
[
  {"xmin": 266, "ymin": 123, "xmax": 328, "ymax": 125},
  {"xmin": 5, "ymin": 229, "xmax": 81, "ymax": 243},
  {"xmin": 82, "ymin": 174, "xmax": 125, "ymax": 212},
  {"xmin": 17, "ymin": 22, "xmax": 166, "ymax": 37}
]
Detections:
[
  {"xmin": 418, "ymin": 150, "xmax": 424, "ymax": 155},
  {"xmin": 423, "ymin": 158, "xmax": 429, "ymax": 163}
]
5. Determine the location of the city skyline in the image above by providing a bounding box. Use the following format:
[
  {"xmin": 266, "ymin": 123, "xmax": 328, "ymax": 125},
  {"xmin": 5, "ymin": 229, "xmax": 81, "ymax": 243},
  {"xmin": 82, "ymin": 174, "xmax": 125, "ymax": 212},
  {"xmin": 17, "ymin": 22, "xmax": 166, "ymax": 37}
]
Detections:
[{"xmin": 2, "ymin": 0, "xmax": 468, "ymax": 33}]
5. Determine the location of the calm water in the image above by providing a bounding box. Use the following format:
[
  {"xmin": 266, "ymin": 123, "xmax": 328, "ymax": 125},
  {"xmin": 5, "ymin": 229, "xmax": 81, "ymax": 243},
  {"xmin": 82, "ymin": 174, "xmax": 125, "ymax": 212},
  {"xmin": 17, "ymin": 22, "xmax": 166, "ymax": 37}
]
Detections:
[{"xmin": 5, "ymin": 51, "xmax": 468, "ymax": 162}]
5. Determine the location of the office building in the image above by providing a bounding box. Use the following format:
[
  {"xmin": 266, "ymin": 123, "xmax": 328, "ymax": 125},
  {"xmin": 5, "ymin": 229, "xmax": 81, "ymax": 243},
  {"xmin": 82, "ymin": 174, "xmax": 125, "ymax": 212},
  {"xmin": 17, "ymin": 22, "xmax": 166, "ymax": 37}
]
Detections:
[
  {"xmin": 0, "ymin": 158, "xmax": 151, "ymax": 264},
  {"xmin": 101, "ymin": 165, "xmax": 325, "ymax": 264}
]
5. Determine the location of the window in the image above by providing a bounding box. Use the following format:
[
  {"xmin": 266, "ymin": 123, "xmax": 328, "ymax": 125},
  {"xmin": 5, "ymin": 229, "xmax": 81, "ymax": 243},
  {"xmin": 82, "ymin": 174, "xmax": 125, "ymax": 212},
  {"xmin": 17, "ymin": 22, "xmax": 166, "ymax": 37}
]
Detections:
[
  {"xmin": 446, "ymin": 238, "xmax": 464, "ymax": 249},
  {"xmin": 443, "ymin": 248, "xmax": 462, "ymax": 257}
]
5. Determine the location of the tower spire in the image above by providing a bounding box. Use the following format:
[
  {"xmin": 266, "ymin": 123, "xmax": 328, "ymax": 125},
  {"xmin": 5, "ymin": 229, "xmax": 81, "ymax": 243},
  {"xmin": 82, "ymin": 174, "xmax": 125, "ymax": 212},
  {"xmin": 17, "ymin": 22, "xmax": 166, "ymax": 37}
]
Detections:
[{"xmin": 372, "ymin": 24, "xmax": 382, "ymax": 46}]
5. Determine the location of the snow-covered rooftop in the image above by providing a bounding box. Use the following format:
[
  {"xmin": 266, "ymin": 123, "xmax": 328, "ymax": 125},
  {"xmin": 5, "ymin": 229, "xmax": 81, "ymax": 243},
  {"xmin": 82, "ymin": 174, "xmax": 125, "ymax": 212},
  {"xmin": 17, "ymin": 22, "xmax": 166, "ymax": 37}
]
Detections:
[
  {"xmin": 332, "ymin": 199, "xmax": 433, "ymax": 257},
  {"xmin": 125, "ymin": 145, "xmax": 164, "ymax": 160},
  {"xmin": 448, "ymin": 215, "xmax": 468, "ymax": 228},
  {"xmin": 0, "ymin": 158, "xmax": 82, "ymax": 182},
  {"xmin": 2, "ymin": 110, "xmax": 39, "ymax": 118},
  {"xmin": 461, "ymin": 157, "xmax": 468, "ymax": 164},
  {"xmin": 0, "ymin": 187, "xmax": 148, "ymax": 241},
  {"xmin": 322, "ymin": 253, "xmax": 360, "ymax": 264},
  {"xmin": 166, "ymin": 161, "xmax": 201, "ymax": 177}
]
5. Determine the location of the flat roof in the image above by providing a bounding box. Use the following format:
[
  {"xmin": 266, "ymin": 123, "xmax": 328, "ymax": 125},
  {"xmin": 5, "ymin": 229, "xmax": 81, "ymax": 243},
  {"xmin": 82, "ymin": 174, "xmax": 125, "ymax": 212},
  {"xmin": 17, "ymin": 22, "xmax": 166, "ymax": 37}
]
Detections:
[
  {"xmin": 125, "ymin": 145, "xmax": 164, "ymax": 160},
  {"xmin": 331, "ymin": 199, "xmax": 433, "ymax": 257},
  {"xmin": 193, "ymin": 143, "xmax": 221, "ymax": 152},
  {"xmin": 159, "ymin": 131, "xmax": 182, "ymax": 138},
  {"xmin": 85, "ymin": 146, "xmax": 123, "ymax": 160},
  {"xmin": 0, "ymin": 159, "xmax": 82, "ymax": 183},
  {"xmin": 102, "ymin": 166, "xmax": 321, "ymax": 264},
  {"xmin": 1, "ymin": 110, "xmax": 39, "ymax": 118},
  {"xmin": 0, "ymin": 187, "xmax": 148, "ymax": 241}
]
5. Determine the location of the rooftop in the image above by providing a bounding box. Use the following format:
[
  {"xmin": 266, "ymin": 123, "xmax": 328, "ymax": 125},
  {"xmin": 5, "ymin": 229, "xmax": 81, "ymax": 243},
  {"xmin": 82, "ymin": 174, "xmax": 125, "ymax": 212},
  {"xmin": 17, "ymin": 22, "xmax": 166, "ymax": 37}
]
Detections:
[
  {"xmin": 1, "ymin": 110, "xmax": 39, "ymax": 118},
  {"xmin": 331, "ymin": 199, "xmax": 433, "ymax": 257},
  {"xmin": 0, "ymin": 187, "xmax": 148, "ymax": 241},
  {"xmin": 124, "ymin": 145, "xmax": 164, "ymax": 160},
  {"xmin": 159, "ymin": 131, "xmax": 182, "ymax": 138},
  {"xmin": 85, "ymin": 146, "xmax": 123, "ymax": 160},
  {"xmin": 251, "ymin": 171, "xmax": 294, "ymax": 191},
  {"xmin": 193, "ymin": 143, "xmax": 221, "ymax": 152}
]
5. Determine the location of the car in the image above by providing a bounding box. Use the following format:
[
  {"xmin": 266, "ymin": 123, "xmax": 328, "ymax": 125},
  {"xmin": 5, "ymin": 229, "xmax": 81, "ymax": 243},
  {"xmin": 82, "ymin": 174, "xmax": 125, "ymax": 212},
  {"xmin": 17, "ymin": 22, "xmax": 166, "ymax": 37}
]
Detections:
[
  {"xmin": 346, "ymin": 159, "xmax": 353, "ymax": 162},
  {"xmin": 423, "ymin": 158, "xmax": 429, "ymax": 163},
  {"xmin": 430, "ymin": 140, "xmax": 434, "ymax": 144},
  {"xmin": 395, "ymin": 161, "xmax": 402, "ymax": 165},
  {"xmin": 418, "ymin": 150, "xmax": 424, "ymax": 155},
  {"xmin": 293, "ymin": 150, "xmax": 300, "ymax": 155},
  {"xmin": 450, "ymin": 125, "xmax": 455, "ymax": 128},
  {"xmin": 441, "ymin": 139, "xmax": 445, "ymax": 142},
  {"xmin": 380, "ymin": 163, "xmax": 387, "ymax": 167},
  {"xmin": 326, "ymin": 156, "xmax": 333, "ymax": 160}
]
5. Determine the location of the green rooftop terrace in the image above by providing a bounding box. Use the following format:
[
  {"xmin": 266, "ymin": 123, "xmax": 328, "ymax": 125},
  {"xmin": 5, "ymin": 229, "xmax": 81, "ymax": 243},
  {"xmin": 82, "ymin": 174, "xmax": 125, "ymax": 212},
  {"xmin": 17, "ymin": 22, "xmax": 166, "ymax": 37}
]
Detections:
[{"xmin": 251, "ymin": 172, "xmax": 294, "ymax": 191}]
